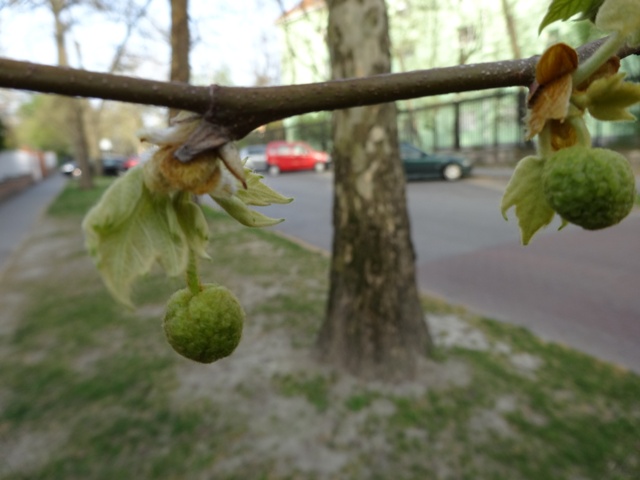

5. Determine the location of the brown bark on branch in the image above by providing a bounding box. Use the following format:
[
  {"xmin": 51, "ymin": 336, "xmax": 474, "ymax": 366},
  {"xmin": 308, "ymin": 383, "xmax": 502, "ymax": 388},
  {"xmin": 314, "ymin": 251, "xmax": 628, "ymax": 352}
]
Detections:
[{"xmin": 0, "ymin": 38, "xmax": 637, "ymax": 142}]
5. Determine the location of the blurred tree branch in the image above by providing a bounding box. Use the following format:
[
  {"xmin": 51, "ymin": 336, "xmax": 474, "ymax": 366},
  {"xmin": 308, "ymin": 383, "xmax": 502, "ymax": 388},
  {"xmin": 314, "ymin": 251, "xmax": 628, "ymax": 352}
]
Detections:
[{"xmin": 0, "ymin": 38, "xmax": 638, "ymax": 143}]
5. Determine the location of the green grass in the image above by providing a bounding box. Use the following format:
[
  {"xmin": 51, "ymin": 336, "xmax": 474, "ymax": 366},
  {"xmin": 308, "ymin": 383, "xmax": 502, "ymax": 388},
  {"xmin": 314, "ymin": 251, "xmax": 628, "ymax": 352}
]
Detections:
[
  {"xmin": 272, "ymin": 372, "xmax": 333, "ymax": 412},
  {"xmin": 345, "ymin": 392, "xmax": 378, "ymax": 412},
  {"xmin": 0, "ymin": 180, "xmax": 638, "ymax": 479},
  {"xmin": 47, "ymin": 177, "xmax": 114, "ymax": 216}
]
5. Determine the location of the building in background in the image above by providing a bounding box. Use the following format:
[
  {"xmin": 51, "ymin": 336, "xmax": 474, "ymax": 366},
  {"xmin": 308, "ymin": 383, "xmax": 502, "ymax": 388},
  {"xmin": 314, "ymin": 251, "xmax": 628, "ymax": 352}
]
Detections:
[
  {"xmin": 0, "ymin": 149, "xmax": 57, "ymax": 201},
  {"xmin": 271, "ymin": 0, "xmax": 640, "ymax": 159}
]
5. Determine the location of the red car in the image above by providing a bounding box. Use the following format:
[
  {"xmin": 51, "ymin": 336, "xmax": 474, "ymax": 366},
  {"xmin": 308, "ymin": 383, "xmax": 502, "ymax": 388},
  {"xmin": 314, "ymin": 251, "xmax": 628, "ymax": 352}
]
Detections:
[
  {"xmin": 265, "ymin": 141, "xmax": 331, "ymax": 175},
  {"xmin": 122, "ymin": 156, "xmax": 140, "ymax": 171}
]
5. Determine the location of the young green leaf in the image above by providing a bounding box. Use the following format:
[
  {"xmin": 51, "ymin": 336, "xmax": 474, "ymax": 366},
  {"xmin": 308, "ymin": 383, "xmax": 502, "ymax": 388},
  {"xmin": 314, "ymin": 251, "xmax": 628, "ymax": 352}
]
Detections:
[
  {"xmin": 208, "ymin": 166, "xmax": 292, "ymax": 227},
  {"xmin": 539, "ymin": 0, "xmax": 605, "ymax": 33},
  {"xmin": 82, "ymin": 167, "xmax": 144, "ymax": 243},
  {"xmin": 235, "ymin": 168, "xmax": 293, "ymax": 206},
  {"xmin": 212, "ymin": 195, "xmax": 285, "ymax": 228},
  {"xmin": 583, "ymin": 72, "xmax": 640, "ymax": 121},
  {"xmin": 83, "ymin": 168, "xmax": 189, "ymax": 306},
  {"xmin": 156, "ymin": 194, "xmax": 190, "ymax": 276},
  {"xmin": 501, "ymin": 156, "xmax": 556, "ymax": 245},
  {"xmin": 173, "ymin": 193, "xmax": 211, "ymax": 260},
  {"xmin": 595, "ymin": 0, "xmax": 640, "ymax": 35}
]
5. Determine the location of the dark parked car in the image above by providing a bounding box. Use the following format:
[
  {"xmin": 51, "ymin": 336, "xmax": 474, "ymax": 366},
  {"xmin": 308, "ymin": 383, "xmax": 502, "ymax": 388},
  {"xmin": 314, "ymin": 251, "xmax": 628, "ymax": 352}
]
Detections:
[
  {"xmin": 100, "ymin": 156, "xmax": 126, "ymax": 176},
  {"xmin": 400, "ymin": 143, "xmax": 473, "ymax": 181}
]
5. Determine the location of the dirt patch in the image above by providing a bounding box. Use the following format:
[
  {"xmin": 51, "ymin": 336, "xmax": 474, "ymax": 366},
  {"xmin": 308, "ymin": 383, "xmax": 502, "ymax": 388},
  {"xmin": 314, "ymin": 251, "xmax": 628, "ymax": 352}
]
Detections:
[
  {"xmin": 0, "ymin": 218, "xmax": 508, "ymax": 479},
  {"xmin": 0, "ymin": 291, "xmax": 26, "ymax": 338},
  {"xmin": 1, "ymin": 211, "xmax": 637, "ymax": 479},
  {"xmin": 0, "ymin": 428, "xmax": 70, "ymax": 477}
]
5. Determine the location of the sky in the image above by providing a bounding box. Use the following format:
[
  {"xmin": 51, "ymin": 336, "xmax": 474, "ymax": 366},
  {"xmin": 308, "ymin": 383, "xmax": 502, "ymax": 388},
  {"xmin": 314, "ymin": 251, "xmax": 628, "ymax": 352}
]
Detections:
[{"xmin": 0, "ymin": 0, "xmax": 299, "ymax": 87}]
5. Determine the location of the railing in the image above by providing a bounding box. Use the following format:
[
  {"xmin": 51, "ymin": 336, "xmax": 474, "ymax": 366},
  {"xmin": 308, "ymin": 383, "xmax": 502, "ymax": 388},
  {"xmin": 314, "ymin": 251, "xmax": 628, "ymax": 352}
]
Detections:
[{"xmin": 241, "ymin": 87, "xmax": 640, "ymax": 162}]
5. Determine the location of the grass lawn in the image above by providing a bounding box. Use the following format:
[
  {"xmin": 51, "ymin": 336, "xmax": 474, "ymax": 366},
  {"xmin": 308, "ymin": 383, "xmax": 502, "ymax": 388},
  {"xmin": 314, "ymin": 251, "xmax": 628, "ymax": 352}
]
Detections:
[{"xmin": 0, "ymin": 176, "xmax": 638, "ymax": 479}]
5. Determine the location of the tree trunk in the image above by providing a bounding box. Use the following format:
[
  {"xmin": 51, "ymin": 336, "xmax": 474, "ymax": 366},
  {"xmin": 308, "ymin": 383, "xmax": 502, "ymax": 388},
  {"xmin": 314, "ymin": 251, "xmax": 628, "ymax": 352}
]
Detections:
[
  {"xmin": 500, "ymin": 0, "xmax": 522, "ymax": 59},
  {"xmin": 316, "ymin": 0, "xmax": 432, "ymax": 382},
  {"xmin": 169, "ymin": 0, "xmax": 190, "ymax": 119},
  {"xmin": 50, "ymin": 0, "xmax": 93, "ymax": 189}
]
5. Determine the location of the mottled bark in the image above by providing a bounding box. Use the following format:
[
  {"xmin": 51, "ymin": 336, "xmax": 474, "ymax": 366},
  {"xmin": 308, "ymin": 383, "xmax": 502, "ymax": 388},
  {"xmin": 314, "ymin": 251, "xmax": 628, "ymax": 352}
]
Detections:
[{"xmin": 316, "ymin": 0, "xmax": 432, "ymax": 381}]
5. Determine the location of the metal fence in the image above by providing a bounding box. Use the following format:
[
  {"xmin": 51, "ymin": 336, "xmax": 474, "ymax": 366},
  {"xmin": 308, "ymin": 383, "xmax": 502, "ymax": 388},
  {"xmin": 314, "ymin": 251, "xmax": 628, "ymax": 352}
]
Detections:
[
  {"xmin": 398, "ymin": 91, "xmax": 529, "ymax": 151},
  {"xmin": 241, "ymin": 89, "xmax": 640, "ymax": 158}
]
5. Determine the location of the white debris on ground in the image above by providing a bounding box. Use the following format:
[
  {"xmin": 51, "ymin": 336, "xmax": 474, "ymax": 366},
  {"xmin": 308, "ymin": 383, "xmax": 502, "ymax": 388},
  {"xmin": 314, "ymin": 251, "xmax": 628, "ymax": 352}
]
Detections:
[{"xmin": 427, "ymin": 314, "xmax": 543, "ymax": 375}]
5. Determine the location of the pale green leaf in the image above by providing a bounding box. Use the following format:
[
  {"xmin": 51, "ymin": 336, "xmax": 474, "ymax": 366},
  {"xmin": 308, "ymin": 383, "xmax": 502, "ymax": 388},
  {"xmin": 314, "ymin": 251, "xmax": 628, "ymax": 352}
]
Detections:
[
  {"xmin": 82, "ymin": 170, "xmax": 189, "ymax": 306},
  {"xmin": 212, "ymin": 195, "xmax": 285, "ymax": 227},
  {"xmin": 235, "ymin": 168, "xmax": 293, "ymax": 206},
  {"xmin": 218, "ymin": 142, "xmax": 247, "ymax": 187},
  {"xmin": 173, "ymin": 193, "xmax": 211, "ymax": 260},
  {"xmin": 585, "ymin": 73, "xmax": 640, "ymax": 121},
  {"xmin": 501, "ymin": 156, "xmax": 556, "ymax": 245},
  {"xmin": 539, "ymin": 0, "xmax": 605, "ymax": 33},
  {"xmin": 83, "ymin": 167, "xmax": 144, "ymax": 247},
  {"xmin": 157, "ymin": 195, "xmax": 190, "ymax": 276},
  {"xmin": 595, "ymin": 0, "xmax": 640, "ymax": 34}
]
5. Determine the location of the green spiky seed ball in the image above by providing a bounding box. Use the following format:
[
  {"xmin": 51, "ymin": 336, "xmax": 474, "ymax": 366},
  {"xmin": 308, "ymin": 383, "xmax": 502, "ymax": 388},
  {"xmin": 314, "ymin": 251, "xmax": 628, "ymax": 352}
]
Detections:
[
  {"xmin": 163, "ymin": 284, "xmax": 244, "ymax": 363},
  {"xmin": 542, "ymin": 146, "xmax": 636, "ymax": 230}
]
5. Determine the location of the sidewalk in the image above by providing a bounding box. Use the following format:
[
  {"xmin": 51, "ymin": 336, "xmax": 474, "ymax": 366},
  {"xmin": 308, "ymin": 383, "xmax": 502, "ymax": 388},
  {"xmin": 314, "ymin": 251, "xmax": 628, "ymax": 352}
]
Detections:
[{"xmin": 0, "ymin": 174, "xmax": 68, "ymax": 275}]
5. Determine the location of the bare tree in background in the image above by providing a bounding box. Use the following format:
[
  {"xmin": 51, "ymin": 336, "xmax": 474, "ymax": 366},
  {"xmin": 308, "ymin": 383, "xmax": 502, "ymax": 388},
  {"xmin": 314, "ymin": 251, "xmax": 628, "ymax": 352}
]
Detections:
[
  {"xmin": 2, "ymin": 0, "xmax": 154, "ymax": 186},
  {"xmin": 252, "ymin": 31, "xmax": 278, "ymax": 86},
  {"xmin": 500, "ymin": 0, "xmax": 522, "ymax": 59},
  {"xmin": 6, "ymin": 0, "xmax": 111, "ymax": 187},
  {"xmin": 316, "ymin": 0, "xmax": 432, "ymax": 382},
  {"xmin": 90, "ymin": 0, "xmax": 154, "ymax": 160},
  {"xmin": 48, "ymin": 0, "xmax": 93, "ymax": 188}
]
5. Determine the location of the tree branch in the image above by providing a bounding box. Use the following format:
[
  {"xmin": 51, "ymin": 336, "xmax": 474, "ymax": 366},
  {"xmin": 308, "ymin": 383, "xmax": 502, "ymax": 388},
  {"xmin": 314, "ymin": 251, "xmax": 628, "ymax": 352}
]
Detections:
[{"xmin": 0, "ymin": 37, "xmax": 638, "ymax": 143}]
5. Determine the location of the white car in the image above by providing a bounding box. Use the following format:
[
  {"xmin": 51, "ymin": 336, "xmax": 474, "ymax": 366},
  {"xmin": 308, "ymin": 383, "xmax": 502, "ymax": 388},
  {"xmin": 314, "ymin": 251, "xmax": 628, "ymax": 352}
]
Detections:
[{"xmin": 239, "ymin": 144, "xmax": 267, "ymax": 171}]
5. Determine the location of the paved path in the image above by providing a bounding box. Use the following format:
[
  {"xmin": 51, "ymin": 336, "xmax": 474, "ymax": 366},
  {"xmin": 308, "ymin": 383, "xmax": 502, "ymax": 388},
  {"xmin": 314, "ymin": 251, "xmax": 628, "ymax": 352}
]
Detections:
[{"xmin": 0, "ymin": 174, "xmax": 67, "ymax": 275}]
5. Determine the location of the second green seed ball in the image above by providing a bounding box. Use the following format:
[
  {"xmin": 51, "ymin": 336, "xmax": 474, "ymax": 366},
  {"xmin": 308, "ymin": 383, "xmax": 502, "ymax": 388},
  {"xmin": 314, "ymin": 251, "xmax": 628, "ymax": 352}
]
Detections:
[{"xmin": 542, "ymin": 146, "xmax": 636, "ymax": 230}]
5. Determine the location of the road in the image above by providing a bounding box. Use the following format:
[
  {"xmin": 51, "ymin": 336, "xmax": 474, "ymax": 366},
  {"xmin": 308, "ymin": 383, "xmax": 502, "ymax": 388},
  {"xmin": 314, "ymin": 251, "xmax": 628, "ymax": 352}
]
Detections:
[{"xmin": 258, "ymin": 169, "xmax": 640, "ymax": 373}]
